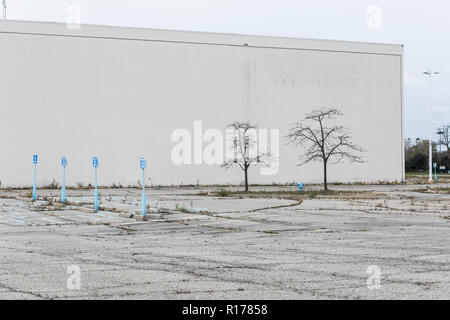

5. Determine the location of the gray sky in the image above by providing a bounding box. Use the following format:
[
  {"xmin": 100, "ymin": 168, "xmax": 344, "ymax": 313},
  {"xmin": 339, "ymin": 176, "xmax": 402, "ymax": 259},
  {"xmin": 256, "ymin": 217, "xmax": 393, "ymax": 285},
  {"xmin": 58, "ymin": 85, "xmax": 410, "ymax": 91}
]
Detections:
[{"xmin": 4, "ymin": 0, "xmax": 449, "ymax": 141}]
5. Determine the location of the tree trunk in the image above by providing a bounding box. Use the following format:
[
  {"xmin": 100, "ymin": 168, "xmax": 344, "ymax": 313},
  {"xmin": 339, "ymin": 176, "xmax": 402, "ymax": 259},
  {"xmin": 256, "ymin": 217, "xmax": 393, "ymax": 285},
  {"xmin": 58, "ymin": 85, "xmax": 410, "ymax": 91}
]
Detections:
[
  {"xmin": 323, "ymin": 160, "xmax": 328, "ymax": 191},
  {"xmin": 244, "ymin": 166, "xmax": 249, "ymax": 192}
]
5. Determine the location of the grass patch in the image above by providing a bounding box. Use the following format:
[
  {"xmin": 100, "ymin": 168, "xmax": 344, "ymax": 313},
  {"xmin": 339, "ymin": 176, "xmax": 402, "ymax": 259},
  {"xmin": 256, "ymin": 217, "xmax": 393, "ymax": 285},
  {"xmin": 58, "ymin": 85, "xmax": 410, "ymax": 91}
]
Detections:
[
  {"xmin": 175, "ymin": 204, "xmax": 193, "ymax": 213},
  {"xmin": 412, "ymin": 187, "xmax": 450, "ymax": 194},
  {"xmin": 307, "ymin": 191, "xmax": 317, "ymax": 198},
  {"xmin": 214, "ymin": 188, "xmax": 232, "ymax": 197},
  {"xmin": 195, "ymin": 189, "xmax": 381, "ymax": 200},
  {"xmin": 261, "ymin": 230, "xmax": 280, "ymax": 234}
]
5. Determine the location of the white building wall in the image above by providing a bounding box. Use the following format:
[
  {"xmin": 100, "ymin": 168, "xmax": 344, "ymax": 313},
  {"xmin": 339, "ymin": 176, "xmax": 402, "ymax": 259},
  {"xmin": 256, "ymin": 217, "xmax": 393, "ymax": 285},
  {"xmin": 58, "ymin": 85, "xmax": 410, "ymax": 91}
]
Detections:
[{"xmin": 0, "ymin": 20, "xmax": 403, "ymax": 187}]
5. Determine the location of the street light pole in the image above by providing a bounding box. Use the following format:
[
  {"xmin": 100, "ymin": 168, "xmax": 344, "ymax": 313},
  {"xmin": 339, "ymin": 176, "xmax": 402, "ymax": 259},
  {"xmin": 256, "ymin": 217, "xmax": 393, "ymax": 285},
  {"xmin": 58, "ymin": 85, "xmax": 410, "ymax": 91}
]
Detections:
[
  {"xmin": 423, "ymin": 70, "xmax": 439, "ymax": 183},
  {"xmin": 437, "ymin": 129, "xmax": 444, "ymax": 154},
  {"xmin": 437, "ymin": 129, "xmax": 444, "ymax": 174}
]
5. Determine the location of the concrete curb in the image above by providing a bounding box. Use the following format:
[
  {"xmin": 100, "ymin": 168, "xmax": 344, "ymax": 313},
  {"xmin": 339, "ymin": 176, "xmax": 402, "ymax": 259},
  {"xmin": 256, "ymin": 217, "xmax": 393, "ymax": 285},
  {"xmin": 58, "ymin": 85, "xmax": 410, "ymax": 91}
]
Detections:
[
  {"xmin": 119, "ymin": 212, "xmax": 134, "ymax": 219},
  {"xmin": 77, "ymin": 207, "xmax": 96, "ymax": 213},
  {"xmin": 15, "ymin": 196, "xmax": 33, "ymax": 202},
  {"xmin": 134, "ymin": 215, "xmax": 149, "ymax": 222}
]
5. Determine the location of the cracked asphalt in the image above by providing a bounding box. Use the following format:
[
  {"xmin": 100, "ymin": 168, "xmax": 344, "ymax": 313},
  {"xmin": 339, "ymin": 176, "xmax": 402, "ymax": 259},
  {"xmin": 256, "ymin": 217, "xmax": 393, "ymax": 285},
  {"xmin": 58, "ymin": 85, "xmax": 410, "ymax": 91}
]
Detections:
[{"xmin": 0, "ymin": 184, "xmax": 449, "ymax": 299}]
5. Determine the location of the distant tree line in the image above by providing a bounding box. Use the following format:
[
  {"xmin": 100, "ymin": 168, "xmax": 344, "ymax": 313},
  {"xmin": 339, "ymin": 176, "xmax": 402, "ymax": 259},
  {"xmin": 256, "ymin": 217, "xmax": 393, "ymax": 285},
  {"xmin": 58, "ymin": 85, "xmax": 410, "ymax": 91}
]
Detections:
[{"xmin": 405, "ymin": 125, "xmax": 450, "ymax": 172}]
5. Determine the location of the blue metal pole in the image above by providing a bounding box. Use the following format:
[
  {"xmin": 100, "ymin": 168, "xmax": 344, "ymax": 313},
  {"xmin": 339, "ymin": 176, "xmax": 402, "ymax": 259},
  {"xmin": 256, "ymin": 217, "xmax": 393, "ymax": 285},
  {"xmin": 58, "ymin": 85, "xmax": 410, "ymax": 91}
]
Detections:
[
  {"xmin": 62, "ymin": 166, "xmax": 66, "ymax": 204},
  {"xmin": 94, "ymin": 166, "xmax": 98, "ymax": 211},
  {"xmin": 32, "ymin": 163, "xmax": 37, "ymax": 200},
  {"xmin": 142, "ymin": 168, "xmax": 146, "ymax": 216},
  {"xmin": 434, "ymin": 165, "xmax": 437, "ymax": 183}
]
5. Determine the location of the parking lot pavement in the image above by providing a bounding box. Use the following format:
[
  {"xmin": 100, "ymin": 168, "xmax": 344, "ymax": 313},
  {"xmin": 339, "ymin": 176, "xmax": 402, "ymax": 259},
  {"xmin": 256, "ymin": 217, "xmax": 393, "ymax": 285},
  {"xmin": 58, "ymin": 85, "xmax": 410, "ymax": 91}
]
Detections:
[
  {"xmin": 0, "ymin": 184, "xmax": 449, "ymax": 299},
  {"xmin": 0, "ymin": 198, "xmax": 133, "ymax": 227}
]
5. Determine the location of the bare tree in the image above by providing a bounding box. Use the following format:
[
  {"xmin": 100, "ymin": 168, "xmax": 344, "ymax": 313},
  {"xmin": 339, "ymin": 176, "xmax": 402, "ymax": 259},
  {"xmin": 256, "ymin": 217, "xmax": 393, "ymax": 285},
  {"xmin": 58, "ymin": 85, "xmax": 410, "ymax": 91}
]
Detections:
[
  {"xmin": 286, "ymin": 107, "xmax": 364, "ymax": 191},
  {"xmin": 437, "ymin": 125, "xmax": 449, "ymax": 152},
  {"xmin": 222, "ymin": 121, "xmax": 273, "ymax": 191}
]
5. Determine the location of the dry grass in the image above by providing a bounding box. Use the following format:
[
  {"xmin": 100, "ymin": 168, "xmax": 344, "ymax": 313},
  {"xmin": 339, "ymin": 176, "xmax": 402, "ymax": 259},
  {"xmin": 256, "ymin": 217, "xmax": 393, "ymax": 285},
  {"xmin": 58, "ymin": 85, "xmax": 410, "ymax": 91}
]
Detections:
[{"xmin": 196, "ymin": 189, "xmax": 382, "ymax": 201}]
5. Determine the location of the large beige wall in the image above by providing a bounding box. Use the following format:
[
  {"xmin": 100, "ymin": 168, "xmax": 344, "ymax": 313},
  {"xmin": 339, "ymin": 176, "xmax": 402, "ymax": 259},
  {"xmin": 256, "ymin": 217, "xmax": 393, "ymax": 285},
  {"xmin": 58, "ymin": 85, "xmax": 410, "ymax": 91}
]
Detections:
[{"xmin": 0, "ymin": 21, "xmax": 403, "ymax": 187}]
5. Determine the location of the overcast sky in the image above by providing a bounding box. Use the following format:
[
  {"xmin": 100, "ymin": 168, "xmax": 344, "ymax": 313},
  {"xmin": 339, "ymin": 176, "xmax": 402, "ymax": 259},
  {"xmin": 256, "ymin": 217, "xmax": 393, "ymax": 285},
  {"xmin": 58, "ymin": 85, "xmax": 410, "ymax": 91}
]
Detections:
[{"xmin": 4, "ymin": 0, "xmax": 449, "ymax": 141}]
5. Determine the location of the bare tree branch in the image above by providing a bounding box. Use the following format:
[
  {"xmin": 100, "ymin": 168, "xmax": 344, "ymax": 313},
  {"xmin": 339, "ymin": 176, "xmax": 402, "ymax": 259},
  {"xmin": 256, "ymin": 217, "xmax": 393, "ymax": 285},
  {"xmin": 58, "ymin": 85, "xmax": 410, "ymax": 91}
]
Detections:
[
  {"xmin": 221, "ymin": 121, "xmax": 276, "ymax": 191},
  {"xmin": 286, "ymin": 107, "xmax": 365, "ymax": 190},
  {"xmin": 437, "ymin": 125, "xmax": 450, "ymax": 152}
]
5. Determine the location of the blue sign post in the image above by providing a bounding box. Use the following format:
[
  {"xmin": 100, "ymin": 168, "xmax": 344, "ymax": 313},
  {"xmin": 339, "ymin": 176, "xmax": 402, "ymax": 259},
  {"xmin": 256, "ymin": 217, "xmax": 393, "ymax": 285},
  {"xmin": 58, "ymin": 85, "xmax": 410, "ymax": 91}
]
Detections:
[
  {"xmin": 433, "ymin": 163, "xmax": 437, "ymax": 183},
  {"xmin": 140, "ymin": 158, "xmax": 147, "ymax": 217},
  {"xmin": 32, "ymin": 155, "xmax": 38, "ymax": 200},
  {"xmin": 92, "ymin": 157, "xmax": 99, "ymax": 211},
  {"xmin": 61, "ymin": 157, "xmax": 67, "ymax": 204}
]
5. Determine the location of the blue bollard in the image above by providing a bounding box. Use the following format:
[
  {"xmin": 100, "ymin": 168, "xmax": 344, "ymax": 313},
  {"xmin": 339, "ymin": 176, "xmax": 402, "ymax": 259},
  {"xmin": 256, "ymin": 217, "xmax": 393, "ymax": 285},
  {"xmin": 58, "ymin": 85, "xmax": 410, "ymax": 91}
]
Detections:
[
  {"xmin": 94, "ymin": 188, "xmax": 99, "ymax": 211},
  {"xmin": 61, "ymin": 157, "xmax": 67, "ymax": 204},
  {"xmin": 140, "ymin": 158, "xmax": 147, "ymax": 217},
  {"xmin": 32, "ymin": 155, "xmax": 38, "ymax": 200},
  {"xmin": 92, "ymin": 157, "xmax": 99, "ymax": 211}
]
